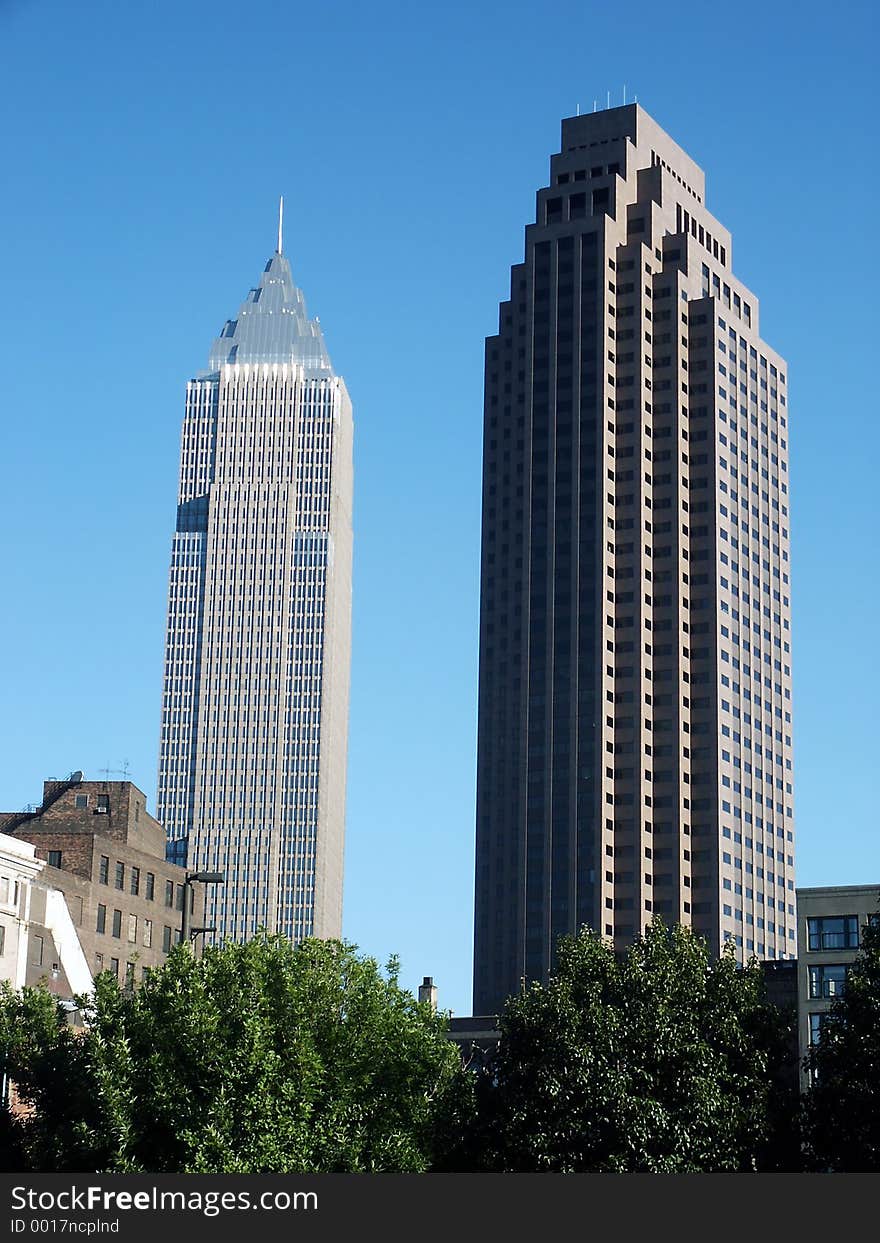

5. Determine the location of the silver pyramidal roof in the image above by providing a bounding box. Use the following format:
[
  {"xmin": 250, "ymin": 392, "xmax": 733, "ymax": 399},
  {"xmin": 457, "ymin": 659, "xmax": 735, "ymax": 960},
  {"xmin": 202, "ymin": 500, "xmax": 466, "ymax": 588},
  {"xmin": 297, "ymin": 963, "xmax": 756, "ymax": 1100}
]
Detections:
[{"xmin": 207, "ymin": 251, "xmax": 333, "ymax": 374}]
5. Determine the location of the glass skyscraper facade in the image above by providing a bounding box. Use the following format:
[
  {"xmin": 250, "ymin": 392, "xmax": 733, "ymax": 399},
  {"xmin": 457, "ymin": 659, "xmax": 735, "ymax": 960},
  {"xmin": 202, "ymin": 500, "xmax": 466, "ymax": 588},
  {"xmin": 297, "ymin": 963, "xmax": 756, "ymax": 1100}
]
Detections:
[{"xmin": 157, "ymin": 235, "xmax": 352, "ymax": 943}]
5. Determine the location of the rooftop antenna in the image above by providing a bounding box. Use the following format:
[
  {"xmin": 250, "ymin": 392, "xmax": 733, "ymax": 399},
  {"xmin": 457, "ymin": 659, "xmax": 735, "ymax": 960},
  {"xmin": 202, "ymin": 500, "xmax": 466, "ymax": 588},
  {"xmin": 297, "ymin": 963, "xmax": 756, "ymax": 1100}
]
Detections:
[
  {"xmin": 277, "ymin": 195, "xmax": 283, "ymax": 255},
  {"xmin": 99, "ymin": 759, "xmax": 131, "ymax": 782}
]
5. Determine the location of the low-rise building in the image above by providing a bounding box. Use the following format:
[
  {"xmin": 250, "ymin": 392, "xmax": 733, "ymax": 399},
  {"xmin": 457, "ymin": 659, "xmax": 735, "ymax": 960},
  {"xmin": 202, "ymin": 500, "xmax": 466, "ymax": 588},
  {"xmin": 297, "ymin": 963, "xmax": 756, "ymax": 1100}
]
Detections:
[
  {"xmin": 796, "ymin": 883, "xmax": 880, "ymax": 1087},
  {"xmin": 2, "ymin": 775, "xmax": 205, "ymax": 988},
  {"xmin": 0, "ymin": 832, "xmax": 91, "ymax": 1004}
]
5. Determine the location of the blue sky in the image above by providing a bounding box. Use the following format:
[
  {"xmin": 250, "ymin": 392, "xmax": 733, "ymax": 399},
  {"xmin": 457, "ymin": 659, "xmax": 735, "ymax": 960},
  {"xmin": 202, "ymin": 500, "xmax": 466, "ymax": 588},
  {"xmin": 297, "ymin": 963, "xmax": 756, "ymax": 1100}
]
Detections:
[{"xmin": 0, "ymin": 0, "xmax": 877, "ymax": 1016}]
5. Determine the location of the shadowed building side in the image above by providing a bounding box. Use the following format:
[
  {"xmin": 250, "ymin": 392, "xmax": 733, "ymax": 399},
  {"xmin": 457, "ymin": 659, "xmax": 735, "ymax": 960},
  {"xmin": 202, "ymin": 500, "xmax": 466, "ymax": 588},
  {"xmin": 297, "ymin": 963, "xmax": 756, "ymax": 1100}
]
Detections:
[{"xmin": 474, "ymin": 105, "xmax": 795, "ymax": 1014}]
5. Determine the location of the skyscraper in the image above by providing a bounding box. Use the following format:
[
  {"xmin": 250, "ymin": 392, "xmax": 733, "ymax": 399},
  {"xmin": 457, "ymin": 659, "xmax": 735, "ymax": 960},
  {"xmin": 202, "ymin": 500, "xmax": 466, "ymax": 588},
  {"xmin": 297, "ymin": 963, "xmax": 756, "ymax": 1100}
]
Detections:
[
  {"xmin": 474, "ymin": 105, "xmax": 794, "ymax": 1014},
  {"xmin": 157, "ymin": 209, "xmax": 352, "ymax": 943}
]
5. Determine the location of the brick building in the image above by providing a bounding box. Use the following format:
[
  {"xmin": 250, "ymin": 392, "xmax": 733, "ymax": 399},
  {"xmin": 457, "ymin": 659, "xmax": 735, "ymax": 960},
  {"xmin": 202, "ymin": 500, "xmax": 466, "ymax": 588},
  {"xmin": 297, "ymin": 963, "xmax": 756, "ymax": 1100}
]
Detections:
[{"xmin": 2, "ymin": 776, "xmax": 205, "ymax": 987}]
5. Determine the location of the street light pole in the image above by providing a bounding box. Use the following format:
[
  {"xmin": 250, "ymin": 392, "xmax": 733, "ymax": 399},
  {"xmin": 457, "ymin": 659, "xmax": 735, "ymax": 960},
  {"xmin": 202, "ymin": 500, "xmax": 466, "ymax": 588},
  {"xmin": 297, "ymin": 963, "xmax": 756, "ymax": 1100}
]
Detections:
[{"xmin": 180, "ymin": 871, "xmax": 225, "ymax": 944}]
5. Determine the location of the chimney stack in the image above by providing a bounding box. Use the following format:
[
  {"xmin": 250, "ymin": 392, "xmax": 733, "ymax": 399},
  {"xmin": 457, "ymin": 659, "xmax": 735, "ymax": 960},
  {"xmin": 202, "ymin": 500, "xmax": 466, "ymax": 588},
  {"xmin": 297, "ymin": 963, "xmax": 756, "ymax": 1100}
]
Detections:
[{"xmin": 418, "ymin": 976, "xmax": 438, "ymax": 1011}]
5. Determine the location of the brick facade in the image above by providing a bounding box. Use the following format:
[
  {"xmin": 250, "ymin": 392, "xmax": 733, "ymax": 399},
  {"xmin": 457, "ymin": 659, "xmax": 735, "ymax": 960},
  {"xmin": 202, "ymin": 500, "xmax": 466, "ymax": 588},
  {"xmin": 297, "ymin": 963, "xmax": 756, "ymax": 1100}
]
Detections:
[{"xmin": 3, "ymin": 779, "xmax": 206, "ymax": 987}]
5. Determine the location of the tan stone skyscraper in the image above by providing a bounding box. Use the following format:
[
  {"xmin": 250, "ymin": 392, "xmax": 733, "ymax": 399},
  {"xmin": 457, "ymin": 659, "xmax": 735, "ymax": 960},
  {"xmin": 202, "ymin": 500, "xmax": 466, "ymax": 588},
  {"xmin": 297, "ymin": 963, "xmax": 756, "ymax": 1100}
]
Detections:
[
  {"xmin": 474, "ymin": 105, "xmax": 794, "ymax": 1013},
  {"xmin": 157, "ymin": 217, "xmax": 352, "ymax": 943}
]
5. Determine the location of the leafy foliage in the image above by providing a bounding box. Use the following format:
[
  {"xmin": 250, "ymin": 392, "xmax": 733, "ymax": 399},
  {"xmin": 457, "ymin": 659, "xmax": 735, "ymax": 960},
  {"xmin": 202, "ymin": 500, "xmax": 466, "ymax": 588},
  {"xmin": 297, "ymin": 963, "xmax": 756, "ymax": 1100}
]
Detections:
[
  {"xmin": 803, "ymin": 915, "xmax": 880, "ymax": 1171},
  {"xmin": 0, "ymin": 936, "xmax": 463, "ymax": 1173},
  {"xmin": 454, "ymin": 922, "xmax": 797, "ymax": 1172}
]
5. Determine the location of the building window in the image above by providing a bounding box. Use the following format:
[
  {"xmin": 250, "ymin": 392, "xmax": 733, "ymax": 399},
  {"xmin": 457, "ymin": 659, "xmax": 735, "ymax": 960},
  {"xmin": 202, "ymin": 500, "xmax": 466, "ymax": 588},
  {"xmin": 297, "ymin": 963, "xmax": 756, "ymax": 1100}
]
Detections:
[
  {"xmin": 112, "ymin": 909, "xmax": 122, "ymax": 939},
  {"xmin": 99, "ymin": 856, "xmax": 109, "ymax": 885},
  {"xmin": 176, "ymin": 885, "xmax": 185, "ymax": 912},
  {"xmin": 114, "ymin": 862, "xmax": 124, "ymax": 890},
  {"xmin": 146, "ymin": 872, "xmax": 155, "ymax": 901},
  {"xmin": 809, "ymin": 963, "xmax": 848, "ymax": 999},
  {"xmin": 96, "ymin": 904, "xmax": 106, "ymax": 934},
  {"xmin": 130, "ymin": 867, "xmax": 140, "ymax": 897},
  {"xmin": 143, "ymin": 918, "xmax": 153, "ymax": 948},
  {"xmin": 162, "ymin": 925, "xmax": 172, "ymax": 953},
  {"xmin": 94, "ymin": 952, "xmax": 103, "ymax": 972},
  {"xmin": 124, "ymin": 962, "xmax": 135, "ymax": 991},
  {"xmin": 31, "ymin": 934, "xmax": 44, "ymax": 966},
  {"xmin": 75, "ymin": 794, "xmax": 89, "ymax": 810},
  {"xmin": 96, "ymin": 794, "xmax": 110, "ymax": 814},
  {"xmin": 110, "ymin": 957, "xmax": 119, "ymax": 978},
  {"xmin": 47, "ymin": 850, "xmax": 62, "ymax": 868},
  {"xmin": 809, "ymin": 1012, "xmax": 829, "ymax": 1046},
  {"xmin": 0, "ymin": 925, "xmax": 5, "ymax": 956},
  {"xmin": 807, "ymin": 915, "xmax": 859, "ymax": 951},
  {"xmin": 165, "ymin": 880, "xmax": 174, "ymax": 908},
  {"xmin": 127, "ymin": 914, "xmax": 137, "ymax": 944}
]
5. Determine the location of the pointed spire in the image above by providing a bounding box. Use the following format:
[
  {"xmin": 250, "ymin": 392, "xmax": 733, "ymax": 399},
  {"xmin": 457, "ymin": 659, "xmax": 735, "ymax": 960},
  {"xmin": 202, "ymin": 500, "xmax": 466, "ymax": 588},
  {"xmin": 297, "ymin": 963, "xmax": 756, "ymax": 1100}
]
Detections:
[{"xmin": 277, "ymin": 195, "xmax": 284, "ymax": 255}]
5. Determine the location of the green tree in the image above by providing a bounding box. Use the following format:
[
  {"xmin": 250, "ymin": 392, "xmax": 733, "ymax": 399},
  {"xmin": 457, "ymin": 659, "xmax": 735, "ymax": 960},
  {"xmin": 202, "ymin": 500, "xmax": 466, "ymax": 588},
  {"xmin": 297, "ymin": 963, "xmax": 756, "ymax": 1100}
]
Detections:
[
  {"xmin": 457, "ymin": 922, "xmax": 797, "ymax": 1172},
  {"xmin": 803, "ymin": 915, "xmax": 880, "ymax": 1171},
  {"xmin": 0, "ymin": 936, "xmax": 464, "ymax": 1173}
]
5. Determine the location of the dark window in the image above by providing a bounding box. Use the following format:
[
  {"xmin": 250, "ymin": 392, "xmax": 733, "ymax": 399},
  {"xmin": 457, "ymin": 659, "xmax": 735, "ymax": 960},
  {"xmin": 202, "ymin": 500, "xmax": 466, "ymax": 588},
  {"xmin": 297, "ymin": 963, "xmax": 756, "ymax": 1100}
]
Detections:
[
  {"xmin": 99, "ymin": 856, "xmax": 109, "ymax": 885},
  {"xmin": 146, "ymin": 872, "xmax": 155, "ymax": 901},
  {"xmin": 176, "ymin": 885, "xmax": 185, "ymax": 912},
  {"xmin": 162, "ymin": 925, "xmax": 172, "ymax": 953},
  {"xmin": 165, "ymin": 880, "xmax": 174, "ymax": 908},
  {"xmin": 130, "ymin": 867, "xmax": 140, "ymax": 897},
  {"xmin": 124, "ymin": 962, "xmax": 135, "ymax": 991},
  {"xmin": 96, "ymin": 904, "xmax": 106, "ymax": 934},
  {"xmin": 47, "ymin": 850, "xmax": 62, "ymax": 868},
  {"xmin": 809, "ymin": 1012, "xmax": 828, "ymax": 1046},
  {"xmin": 807, "ymin": 915, "xmax": 859, "ymax": 951},
  {"xmin": 111, "ymin": 909, "xmax": 122, "ymax": 939},
  {"xmin": 114, "ymin": 862, "xmax": 124, "ymax": 890},
  {"xmin": 110, "ymin": 957, "xmax": 120, "ymax": 978},
  {"xmin": 96, "ymin": 794, "xmax": 110, "ymax": 813},
  {"xmin": 809, "ymin": 963, "xmax": 848, "ymax": 999},
  {"xmin": 74, "ymin": 794, "xmax": 89, "ymax": 810}
]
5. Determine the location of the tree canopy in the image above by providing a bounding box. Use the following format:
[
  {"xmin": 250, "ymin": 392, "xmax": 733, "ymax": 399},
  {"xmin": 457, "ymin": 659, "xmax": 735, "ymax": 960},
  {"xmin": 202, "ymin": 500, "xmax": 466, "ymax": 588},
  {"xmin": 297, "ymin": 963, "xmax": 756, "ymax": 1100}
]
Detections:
[
  {"xmin": 803, "ymin": 915, "xmax": 880, "ymax": 1172},
  {"xmin": 0, "ymin": 935, "xmax": 463, "ymax": 1173},
  {"xmin": 454, "ymin": 922, "xmax": 797, "ymax": 1172}
]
